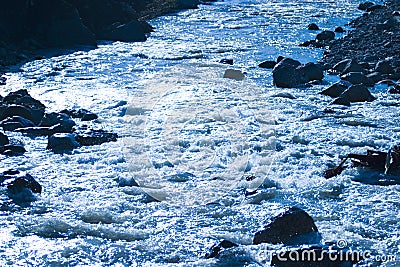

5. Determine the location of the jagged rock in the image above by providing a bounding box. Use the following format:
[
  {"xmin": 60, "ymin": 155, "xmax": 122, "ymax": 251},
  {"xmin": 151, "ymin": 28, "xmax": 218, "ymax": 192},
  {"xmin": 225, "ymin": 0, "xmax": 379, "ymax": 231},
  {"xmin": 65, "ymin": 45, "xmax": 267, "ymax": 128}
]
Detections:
[
  {"xmin": 74, "ymin": 129, "xmax": 118, "ymax": 146},
  {"xmin": 316, "ymin": 30, "xmax": 335, "ymax": 42},
  {"xmin": 223, "ymin": 69, "xmax": 245, "ymax": 81},
  {"xmin": 0, "ymin": 131, "xmax": 9, "ymax": 146},
  {"xmin": 331, "ymin": 84, "xmax": 376, "ymax": 106},
  {"xmin": 307, "ymin": 23, "xmax": 319, "ymax": 30},
  {"xmin": 331, "ymin": 59, "xmax": 351, "ymax": 74},
  {"xmin": 47, "ymin": 133, "xmax": 80, "ymax": 152},
  {"xmin": 258, "ymin": 60, "xmax": 277, "ymax": 69},
  {"xmin": 342, "ymin": 60, "xmax": 365, "ymax": 75},
  {"xmin": 205, "ymin": 240, "xmax": 238, "ymax": 259},
  {"xmin": 253, "ymin": 207, "xmax": 320, "ymax": 245},
  {"xmin": 341, "ymin": 72, "xmax": 375, "ymax": 86},
  {"xmin": 318, "ymin": 82, "xmax": 348, "ymax": 98},
  {"xmin": 0, "ymin": 170, "xmax": 41, "ymax": 203}
]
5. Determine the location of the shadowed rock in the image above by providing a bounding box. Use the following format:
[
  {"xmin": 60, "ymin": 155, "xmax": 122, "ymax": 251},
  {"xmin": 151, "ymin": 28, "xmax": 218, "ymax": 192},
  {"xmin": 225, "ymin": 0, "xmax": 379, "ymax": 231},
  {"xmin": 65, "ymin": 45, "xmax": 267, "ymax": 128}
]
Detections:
[
  {"xmin": 47, "ymin": 133, "xmax": 80, "ymax": 152},
  {"xmin": 205, "ymin": 240, "xmax": 238, "ymax": 259},
  {"xmin": 253, "ymin": 207, "xmax": 320, "ymax": 245}
]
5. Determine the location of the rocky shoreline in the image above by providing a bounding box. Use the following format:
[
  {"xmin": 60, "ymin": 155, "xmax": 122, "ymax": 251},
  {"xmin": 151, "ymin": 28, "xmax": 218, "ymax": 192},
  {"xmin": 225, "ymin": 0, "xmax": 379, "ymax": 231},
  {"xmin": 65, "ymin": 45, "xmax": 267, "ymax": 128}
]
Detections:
[{"xmin": 0, "ymin": 0, "xmax": 215, "ymax": 71}]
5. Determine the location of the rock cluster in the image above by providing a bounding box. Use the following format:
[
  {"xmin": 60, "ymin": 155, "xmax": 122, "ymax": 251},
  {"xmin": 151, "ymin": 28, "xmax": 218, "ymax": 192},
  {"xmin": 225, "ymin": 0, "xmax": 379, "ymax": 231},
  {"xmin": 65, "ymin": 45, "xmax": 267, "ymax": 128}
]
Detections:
[{"xmin": 0, "ymin": 89, "xmax": 118, "ymax": 154}]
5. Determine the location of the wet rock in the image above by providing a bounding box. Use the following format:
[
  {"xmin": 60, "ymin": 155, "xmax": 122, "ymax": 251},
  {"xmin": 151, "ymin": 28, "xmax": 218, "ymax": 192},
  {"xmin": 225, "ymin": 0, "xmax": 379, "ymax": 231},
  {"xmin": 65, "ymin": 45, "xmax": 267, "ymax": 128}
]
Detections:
[
  {"xmin": 0, "ymin": 105, "xmax": 36, "ymax": 123},
  {"xmin": 0, "ymin": 170, "xmax": 41, "ymax": 203},
  {"xmin": 253, "ymin": 207, "xmax": 320, "ymax": 245},
  {"xmin": 342, "ymin": 60, "xmax": 365, "ymax": 75},
  {"xmin": 205, "ymin": 240, "xmax": 239, "ymax": 259},
  {"xmin": 219, "ymin": 59, "xmax": 233, "ymax": 65},
  {"xmin": 367, "ymin": 72, "xmax": 384, "ymax": 83},
  {"xmin": 74, "ymin": 129, "xmax": 118, "ymax": 146},
  {"xmin": 331, "ymin": 59, "xmax": 352, "ymax": 74},
  {"xmin": 366, "ymin": 4, "xmax": 384, "ymax": 12},
  {"xmin": 47, "ymin": 133, "xmax": 80, "ymax": 152},
  {"xmin": 223, "ymin": 69, "xmax": 245, "ymax": 81},
  {"xmin": 258, "ymin": 60, "xmax": 277, "ymax": 69},
  {"xmin": 273, "ymin": 59, "xmax": 323, "ymax": 88},
  {"xmin": 334, "ymin": 26, "xmax": 345, "ymax": 33},
  {"xmin": 332, "ymin": 84, "xmax": 376, "ymax": 106},
  {"xmin": 40, "ymin": 112, "xmax": 75, "ymax": 133},
  {"xmin": 375, "ymin": 59, "xmax": 394, "ymax": 74},
  {"xmin": 341, "ymin": 72, "xmax": 375, "ymax": 86},
  {"xmin": 14, "ymin": 127, "xmax": 53, "ymax": 136},
  {"xmin": 0, "ymin": 131, "xmax": 9, "ymax": 146},
  {"xmin": 316, "ymin": 30, "xmax": 335, "ymax": 42},
  {"xmin": 318, "ymin": 82, "xmax": 348, "ymax": 98},
  {"xmin": 0, "ymin": 145, "xmax": 26, "ymax": 156},
  {"xmin": 307, "ymin": 23, "xmax": 319, "ymax": 30},
  {"xmin": 60, "ymin": 109, "xmax": 98, "ymax": 121},
  {"xmin": 271, "ymin": 92, "xmax": 296, "ymax": 99},
  {"xmin": 1, "ymin": 116, "xmax": 36, "ymax": 131},
  {"xmin": 358, "ymin": 2, "xmax": 375, "ymax": 11},
  {"xmin": 101, "ymin": 19, "xmax": 146, "ymax": 42},
  {"xmin": 296, "ymin": 63, "xmax": 324, "ymax": 83},
  {"xmin": 176, "ymin": 0, "xmax": 201, "ymax": 9}
]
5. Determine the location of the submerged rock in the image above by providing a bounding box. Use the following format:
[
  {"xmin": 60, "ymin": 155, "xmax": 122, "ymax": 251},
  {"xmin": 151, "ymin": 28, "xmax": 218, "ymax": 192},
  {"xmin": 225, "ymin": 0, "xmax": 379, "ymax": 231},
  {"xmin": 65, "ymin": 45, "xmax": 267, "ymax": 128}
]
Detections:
[
  {"xmin": 223, "ymin": 69, "xmax": 245, "ymax": 81},
  {"xmin": 253, "ymin": 207, "xmax": 320, "ymax": 245},
  {"xmin": 60, "ymin": 108, "xmax": 98, "ymax": 121},
  {"xmin": 74, "ymin": 129, "xmax": 118, "ymax": 146},
  {"xmin": 0, "ymin": 169, "xmax": 42, "ymax": 194},
  {"xmin": 307, "ymin": 23, "xmax": 319, "ymax": 30}
]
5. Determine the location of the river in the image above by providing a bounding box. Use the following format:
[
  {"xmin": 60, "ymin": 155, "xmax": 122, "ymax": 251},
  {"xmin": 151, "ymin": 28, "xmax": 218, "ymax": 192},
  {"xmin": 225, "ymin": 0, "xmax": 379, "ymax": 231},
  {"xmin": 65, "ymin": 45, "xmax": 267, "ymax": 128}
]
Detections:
[{"xmin": 1, "ymin": 0, "xmax": 399, "ymax": 266}]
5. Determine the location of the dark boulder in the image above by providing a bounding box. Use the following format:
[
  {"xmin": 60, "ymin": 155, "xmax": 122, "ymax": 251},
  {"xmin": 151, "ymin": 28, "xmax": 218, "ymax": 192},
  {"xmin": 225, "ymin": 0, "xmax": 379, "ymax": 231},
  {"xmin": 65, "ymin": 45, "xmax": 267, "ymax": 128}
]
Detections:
[
  {"xmin": 358, "ymin": 2, "xmax": 375, "ymax": 11},
  {"xmin": 258, "ymin": 60, "xmax": 277, "ymax": 69},
  {"xmin": 0, "ymin": 170, "xmax": 42, "ymax": 203},
  {"xmin": 332, "ymin": 84, "xmax": 376, "ymax": 106},
  {"xmin": 316, "ymin": 31, "xmax": 335, "ymax": 42},
  {"xmin": 253, "ymin": 207, "xmax": 320, "ymax": 245},
  {"xmin": 375, "ymin": 60, "xmax": 394, "ymax": 74},
  {"xmin": 60, "ymin": 108, "xmax": 98, "ymax": 121},
  {"xmin": 0, "ymin": 145, "xmax": 26, "ymax": 156},
  {"xmin": 273, "ymin": 59, "xmax": 323, "ymax": 88},
  {"xmin": 101, "ymin": 19, "xmax": 146, "ymax": 42},
  {"xmin": 366, "ymin": 4, "xmax": 384, "ymax": 12},
  {"xmin": 205, "ymin": 240, "xmax": 238, "ymax": 259},
  {"xmin": 307, "ymin": 23, "xmax": 319, "ymax": 30},
  {"xmin": 219, "ymin": 59, "xmax": 233, "ymax": 65},
  {"xmin": 47, "ymin": 133, "xmax": 80, "ymax": 152},
  {"xmin": 74, "ymin": 129, "xmax": 118, "ymax": 146},
  {"xmin": 40, "ymin": 112, "xmax": 75, "ymax": 133},
  {"xmin": 0, "ymin": 131, "xmax": 9, "ymax": 146},
  {"xmin": 342, "ymin": 60, "xmax": 365, "ymax": 75},
  {"xmin": 331, "ymin": 59, "xmax": 351, "ymax": 74},
  {"xmin": 367, "ymin": 72, "xmax": 384, "ymax": 83},
  {"xmin": 296, "ymin": 63, "xmax": 324, "ymax": 83},
  {"xmin": 341, "ymin": 72, "xmax": 375, "ymax": 86},
  {"xmin": 0, "ymin": 105, "xmax": 36, "ymax": 123},
  {"xmin": 1, "ymin": 116, "xmax": 36, "ymax": 131},
  {"xmin": 334, "ymin": 26, "xmax": 345, "ymax": 33},
  {"xmin": 14, "ymin": 126, "xmax": 53, "ymax": 136},
  {"xmin": 318, "ymin": 82, "xmax": 348, "ymax": 98}
]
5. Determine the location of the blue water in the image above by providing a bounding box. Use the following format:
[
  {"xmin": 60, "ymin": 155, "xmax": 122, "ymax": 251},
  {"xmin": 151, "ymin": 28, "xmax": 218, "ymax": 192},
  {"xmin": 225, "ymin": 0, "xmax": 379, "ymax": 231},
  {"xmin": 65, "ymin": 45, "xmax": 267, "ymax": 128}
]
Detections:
[{"xmin": 1, "ymin": 0, "xmax": 399, "ymax": 266}]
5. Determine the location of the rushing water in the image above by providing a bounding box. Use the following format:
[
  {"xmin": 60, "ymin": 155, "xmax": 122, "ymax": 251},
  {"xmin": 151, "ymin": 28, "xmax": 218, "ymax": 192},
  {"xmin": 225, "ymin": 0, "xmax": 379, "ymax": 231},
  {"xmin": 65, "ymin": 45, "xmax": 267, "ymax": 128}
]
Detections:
[{"xmin": 1, "ymin": 0, "xmax": 399, "ymax": 266}]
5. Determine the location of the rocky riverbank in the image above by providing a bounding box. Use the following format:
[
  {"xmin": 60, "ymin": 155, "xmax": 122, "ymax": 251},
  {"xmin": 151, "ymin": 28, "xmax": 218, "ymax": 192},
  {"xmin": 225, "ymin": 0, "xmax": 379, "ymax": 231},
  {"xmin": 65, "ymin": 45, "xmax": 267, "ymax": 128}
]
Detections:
[
  {"xmin": 322, "ymin": 0, "xmax": 400, "ymax": 80},
  {"xmin": 0, "ymin": 0, "xmax": 215, "ymax": 71}
]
